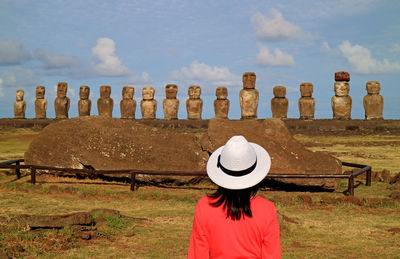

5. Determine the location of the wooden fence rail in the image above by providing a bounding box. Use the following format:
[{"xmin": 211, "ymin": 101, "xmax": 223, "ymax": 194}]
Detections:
[{"xmin": 0, "ymin": 159, "xmax": 371, "ymax": 196}]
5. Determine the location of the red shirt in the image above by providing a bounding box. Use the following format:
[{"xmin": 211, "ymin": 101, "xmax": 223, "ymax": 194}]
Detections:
[{"xmin": 188, "ymin": 196, "xmax": 281, "ymax": 259}]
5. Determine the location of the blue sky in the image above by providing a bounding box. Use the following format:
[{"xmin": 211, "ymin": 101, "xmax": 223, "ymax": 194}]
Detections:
[{"xmin": 0, "ymin": 0, "xmax": 399, "ymax": 119}]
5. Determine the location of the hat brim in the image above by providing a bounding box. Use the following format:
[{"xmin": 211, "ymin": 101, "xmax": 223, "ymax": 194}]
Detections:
[{"xmin": 206, "ymin": 143, "xmax": 271, "ymax": 190}]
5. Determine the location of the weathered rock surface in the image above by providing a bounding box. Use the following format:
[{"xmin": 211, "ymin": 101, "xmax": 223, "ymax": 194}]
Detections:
[
  {"xmin": 24, "ymin": 116, "xmax": 209, "ymax": 173},
  {"xmin": 200, "ymin": 118, "xmax": 342, "ymax": 188}
]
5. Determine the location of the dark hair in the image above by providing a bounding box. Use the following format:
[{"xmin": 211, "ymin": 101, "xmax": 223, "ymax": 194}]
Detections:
[{"xmin": 208, "ymin": 185, "xmax": 259, "ymax": 220}]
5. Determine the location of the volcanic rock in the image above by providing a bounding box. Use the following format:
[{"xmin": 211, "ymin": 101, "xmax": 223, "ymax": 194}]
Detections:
[
  {"xmin": 24, "ymin": 117, "xmax": 208, "ymax": 175},
  {"xmin": 201, "ymin": 118, "xmax": 342, "ymax": 188}
]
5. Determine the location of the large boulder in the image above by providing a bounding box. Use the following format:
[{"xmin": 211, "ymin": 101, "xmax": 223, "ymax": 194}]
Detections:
[
  {"xmin": 24, "ymin": 117, "xmax": 208, "ymax": 175},
  {"xmin": 200, "ymin": 118, "xmax": 342, "ymax": 188}
]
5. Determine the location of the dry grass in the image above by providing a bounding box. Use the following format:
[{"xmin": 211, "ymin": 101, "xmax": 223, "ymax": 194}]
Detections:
[{"xmin": 0, "ymin": 128, "xmax": 399, "ymax": 258}]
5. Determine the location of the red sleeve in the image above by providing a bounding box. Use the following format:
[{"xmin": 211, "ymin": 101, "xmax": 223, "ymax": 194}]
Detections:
[
  {"xmin": 262, "ymin": 204, "xmax": 281, "ymax": 259},
  {"xmin": 188, "ymin": 199, "xmax": 209, "ymax": 259}
]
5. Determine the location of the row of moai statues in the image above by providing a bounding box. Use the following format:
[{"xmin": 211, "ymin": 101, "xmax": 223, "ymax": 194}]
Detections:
[{"xmin": 14, "ymin": 71, "xmax": 384, "ymax": 120}]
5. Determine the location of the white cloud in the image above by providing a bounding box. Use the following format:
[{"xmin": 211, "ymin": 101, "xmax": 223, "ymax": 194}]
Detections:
[
  {"xmin": 338, "ymin": 40, "xmax": 400, "ymax": 74},
  {"xmin": 35, "ymin": 49, "xmax": 82, "ymax": 69},
  {"xmin": 251, "ymin": 9, "xmax": 310, "ymax": 41},
  {"xmin": 322, "ymin": 42, "xmax": 331, "ymax": 51},
  {"xmin": 0, "ymin": 78, "xmax": 4, "ymax": 97},
  {"xmin": 254, "ymin": 43, "xmax": 295, "ymax": 67},
  {"xmin": 126, "ymin": 72, "xmax": 152, "ymax": 84},
  {"xmin": 169, "ymin": 61, "xmax": 241, "ymax": 86},
  {"xmin": 390, "ymin": 43, "xmax": 400, "ymax": 54},
  {"xmin": 0, "ymin": 68, "xmax": 39, "ymax": 87},
  {"xmin": 90, "ymin": 38, "xmax": 131, "ymax": 76},
  {"xmin": 0, "ymin": 39, "xmax": 31, "ymax": 65}
]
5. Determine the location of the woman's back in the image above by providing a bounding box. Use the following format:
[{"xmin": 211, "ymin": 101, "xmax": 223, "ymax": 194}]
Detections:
[{"xmin": 188, "ymin": 196, "xmax": 280, "ymax": 259}]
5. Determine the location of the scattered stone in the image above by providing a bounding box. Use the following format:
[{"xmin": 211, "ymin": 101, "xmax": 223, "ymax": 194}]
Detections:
[
  {"xmin": 336, "ymin": 196, "xmax": 364, "ymax": 206},
  {"xmin": 292, "ymin": 241, "xmax": 301, "ymax": 248},
  {"xmin": 125, "ymin": 231, "xmax": 135, "ymax": 237},
  {"xmin": 14, "ymin": 212, "xmax": 94, "ymax": 229},
  {"xmin": 389, "ymin": 172, "xmax": 400, "ymax": 185},
  {"xmin": 381, "ymin": 170, "xmax": 392, "ymax": 183},
  {"xmin": 298, "ymin": 194, "xmax": 313, "ymax": 205},
  {"xmin": 390, "ymin": 190, "xmax": 400, "ymax": 200},
  {"xmin": 320, "ymin": 196, "xmax": 335, "ymax": 204},
  {"xmin": 49, "ymin": 185, "xmax": 59, "ymax": 193},
  {"xmin": 388, "ymin": 228, "xmax": 400, "ymax": 235}
]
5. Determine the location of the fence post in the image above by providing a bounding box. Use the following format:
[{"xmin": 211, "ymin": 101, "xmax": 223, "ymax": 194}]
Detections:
[
  {"xmin": 130, "ymin": 173, "xmax": 136, "ymax": 191},
  {"xmin": 348, "ymin": 176, "xmax": 354, "ymax": 196},
  {"xmin": 16, "ymin": 160, "xmax": 21, "ymax": 179},
  {"xmin": 366, "ymin": 168, "xmax": 371, "ymax": 186},
  {"xmin": 31, "ymin": 167, "xmax": 36, "ymax": 185}
]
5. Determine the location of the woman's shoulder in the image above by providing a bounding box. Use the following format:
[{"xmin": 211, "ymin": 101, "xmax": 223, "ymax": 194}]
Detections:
[{"xmin": 252, "ymin": 196, "xmax": 277, "ymax": 210}]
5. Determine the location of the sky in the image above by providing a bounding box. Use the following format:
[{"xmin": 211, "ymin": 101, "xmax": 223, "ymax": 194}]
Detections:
[{"xmin": 0, "ymin": 0, "xmax": 399, "ymax": 120}]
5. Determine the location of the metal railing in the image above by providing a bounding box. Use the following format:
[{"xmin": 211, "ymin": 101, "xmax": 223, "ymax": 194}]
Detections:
[{"xmin": 0, "ymin": 159, "xmax": 371, "ymax": 196}]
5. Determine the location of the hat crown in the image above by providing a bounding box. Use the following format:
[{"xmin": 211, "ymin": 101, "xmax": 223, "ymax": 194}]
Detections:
[{"xmin": 220, "ymin": 136, "xmax": 257, "ymax": 171}]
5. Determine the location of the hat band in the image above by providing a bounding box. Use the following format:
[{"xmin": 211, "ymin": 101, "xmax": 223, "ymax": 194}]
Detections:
[{"xmin": 217, "ymin": 155, "xmax": 257, "ymax": 177}]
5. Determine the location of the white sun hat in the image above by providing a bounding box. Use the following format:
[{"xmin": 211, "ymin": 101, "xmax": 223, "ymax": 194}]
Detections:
[{"xmin": 206, "ymin": 135, "xmax": 271, "ymax": 190}]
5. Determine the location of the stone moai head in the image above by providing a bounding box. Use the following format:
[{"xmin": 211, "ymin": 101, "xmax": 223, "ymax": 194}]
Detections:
[
  {"xmin": 300, "ymin": 82, "xmax": 313, "ymax": 97},
  {"xmin": 335, "ymin": 71, "xmax": 350, "ymax": 82},
  {"xmin": 142, "ymin": 87, "xmax": 155, "ymax": 100},
  {"xmin": 100, "ymin": 85, "xmax": 111, "ymax": 98},
  {"xmin": 79, "ymin": 86, "xmax": 90, "ymax": 100},
  {"xmin": 334, "ymin": 81, "xmax": 350, "ymax": 97},
  {"xmin": 366, "ymin": 81, "xmax": 381, "ymax": 94},
  {"xmin": 57, "ymin": 82, "xmax": 68, "ymax": 98},
  {"xmin": 216, "ymin": 87, "xmax": 228, "ymax": 99},
  {"xmin": 165, "ymin": 84, "xmax": 178, "ymax": 99},
  {"xmin": 243, "ymin": 72, "xmax": 256, "ymax": 89},
  {"xmin": 36, "ymin": 86, "xmax": 45, "ymax": 99},
  {"xmin": 16, "ymin": 90, "xmax": 24, "ymax": 101},
  {"xmin": 273, "ymin": 86, "xmax": 286, "ymax": 98},
  {"xmin": 188, "ymin": 85, "xmax": 201, "ymax": 99},
  {"xmin": 122, "ymin": 86, "xmax": 134, "ymax": 99}
]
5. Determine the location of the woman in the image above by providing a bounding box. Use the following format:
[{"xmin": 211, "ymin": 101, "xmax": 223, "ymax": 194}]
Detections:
[{"xmin": 188, "ymin": 135, "xmax": 281, "ymax": 258}]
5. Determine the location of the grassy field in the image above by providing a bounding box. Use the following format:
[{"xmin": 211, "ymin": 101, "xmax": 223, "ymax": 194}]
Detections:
[{"xmin": 0, "ymin": 129, "xmax": 399, "ymax": 258}]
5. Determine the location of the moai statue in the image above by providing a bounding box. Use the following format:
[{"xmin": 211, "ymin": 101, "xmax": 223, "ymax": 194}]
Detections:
[
  {"xmin": 120, "ymin": 86, "xmax": 136, "ymax": 119},
  {"xmin": 97, "ymin": 85, "xmax": 113, "ymax": 117},
  {"xmin": 363, "ymin": 81, "xmax": 384, "ymax": 120},
  {"xmin": 54, "ymin": 82, "xmax": 70, "ymax": 119},
  {"xmin": 141, "ymin": 87, "xmax": 157, "ymax": 119},
  {"xmin": 271, "ymin": 86, "xmax": 288, "ymax": 119},
  {"xmin": 14, "ymin": 90, "xmax": 26, "ymax": 119},
  {"xmin": 78, "ymin": 85, "xmax": 91, "ymax": 117},
  {"xmin": 298, "ymin": 82, "xmax": 315, "ymax": 120},
  {"xmin": 186, "ymin": 85, "xmax": 203, "ymax": 119},
  {"xmin": 239, "ymin": 72, "xmax": 258, "ymax": 119},
  {"xmin": 35, "ymin": 86, "xmax": 47, "ymax": 119},
  {"xmin": 163, "ymin": 84, "xmax": 179, "ymax": 120},
  {"xmin": 331, "ymin": 71, "xmax": 352, "ymax": 120},
  {"xmin": 214, "ymin": 87, "xmax": 229, "ymax": 119}
]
